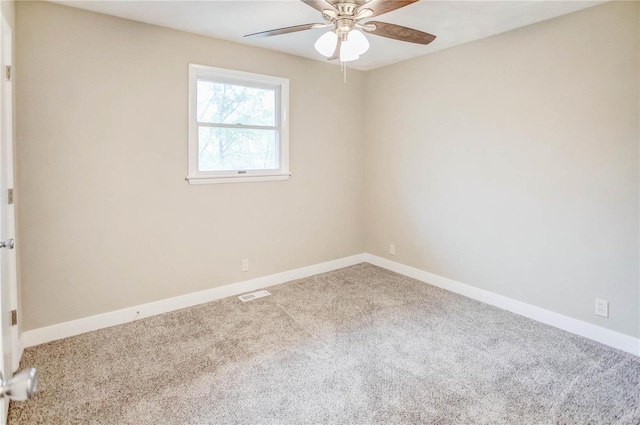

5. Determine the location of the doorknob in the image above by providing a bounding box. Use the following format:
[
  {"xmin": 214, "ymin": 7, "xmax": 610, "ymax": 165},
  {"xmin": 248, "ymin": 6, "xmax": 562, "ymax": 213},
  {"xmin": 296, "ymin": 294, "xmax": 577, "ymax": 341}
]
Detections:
[
  {"xmin": 0, "ymin": 239, "xmax": 13, "ymax": 249},
  {"xmin": 0, "ymin": 368, "xmax": 37, "ymax": 401}
]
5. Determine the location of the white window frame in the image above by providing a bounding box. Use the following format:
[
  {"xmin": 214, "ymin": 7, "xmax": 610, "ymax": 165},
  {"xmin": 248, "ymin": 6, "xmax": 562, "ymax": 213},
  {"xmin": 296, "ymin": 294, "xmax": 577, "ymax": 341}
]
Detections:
[{"xmin": 187, "ymin": 63, "xmax": 290, "ymax": 185}]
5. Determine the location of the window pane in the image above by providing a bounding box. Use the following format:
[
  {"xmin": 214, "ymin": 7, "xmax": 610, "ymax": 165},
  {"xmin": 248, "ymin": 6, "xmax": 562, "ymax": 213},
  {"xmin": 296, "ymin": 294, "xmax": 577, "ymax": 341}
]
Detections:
[
  {"xmin": 197, "ymin": 80, "xmax": 276, "ymax": 126},
  {"xmin": 198, "ymin": 127, "xmax": 278, "ymax": 171}
]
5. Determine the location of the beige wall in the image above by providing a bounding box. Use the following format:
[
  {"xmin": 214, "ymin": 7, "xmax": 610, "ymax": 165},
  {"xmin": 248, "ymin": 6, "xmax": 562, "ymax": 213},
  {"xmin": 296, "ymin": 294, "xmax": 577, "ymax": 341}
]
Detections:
[
  {"xmin": 16, "ymin": 1, "xmax": 365, "ymax": 330},
  {"xmin": 15, "ymin": 1, "xmax": 640, "ymax": 338},
  {"xmin": 364, "ymin": 1, "xmax": 639, "ymax": 338}
]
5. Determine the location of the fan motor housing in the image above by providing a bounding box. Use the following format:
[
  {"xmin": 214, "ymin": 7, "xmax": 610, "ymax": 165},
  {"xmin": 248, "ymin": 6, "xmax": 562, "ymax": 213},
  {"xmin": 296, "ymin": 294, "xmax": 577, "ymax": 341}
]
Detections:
[
  {"xmin": 335, "ymin": 18, "xmax": 355, "ymax": 35},
  {"xmin": 336, "ymin": 3, "xmax": 359, "ymax": 16}
]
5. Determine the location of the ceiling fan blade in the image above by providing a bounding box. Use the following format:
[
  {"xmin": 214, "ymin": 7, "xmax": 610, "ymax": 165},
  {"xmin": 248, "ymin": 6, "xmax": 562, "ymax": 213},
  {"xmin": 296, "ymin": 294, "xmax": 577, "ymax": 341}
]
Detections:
[
  {"xmin": 300, "ymin": 0, "xmax": 339, "ymax": 14},
  {"xmin": 356, "ymin": 0, "xmax": 419, "ymax": 18},
  {"xmin": 244, "ymin": 23, "xmax": 319, "ymax": 39},
  {"xmin": 327, "ymin": 37, "xmax": 342, "ymax": 61},
  {"xmin": 365, "ymin": 21, "xmax": 436, "ymax": 45}
]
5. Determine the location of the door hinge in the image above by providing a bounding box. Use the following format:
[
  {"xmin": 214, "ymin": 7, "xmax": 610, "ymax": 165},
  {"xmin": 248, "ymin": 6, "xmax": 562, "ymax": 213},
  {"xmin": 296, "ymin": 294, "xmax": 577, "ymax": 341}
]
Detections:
[
  {"xmin": 10, "ymin": 310, "xmax": 17, "ymax": 326},
  {"xmin": 7, "ymin": 188, "xmax": 13, "ymax": 205},
  {"xmin": 5, "ymin": 66, "xmax": 10, "ymax": 82}
]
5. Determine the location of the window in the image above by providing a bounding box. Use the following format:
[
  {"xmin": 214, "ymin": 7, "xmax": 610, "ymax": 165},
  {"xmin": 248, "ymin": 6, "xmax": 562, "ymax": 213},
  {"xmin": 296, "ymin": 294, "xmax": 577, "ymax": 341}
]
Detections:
[{"xmin": 187, "ymin": 64, "xmax": 290, "ymax": 184}]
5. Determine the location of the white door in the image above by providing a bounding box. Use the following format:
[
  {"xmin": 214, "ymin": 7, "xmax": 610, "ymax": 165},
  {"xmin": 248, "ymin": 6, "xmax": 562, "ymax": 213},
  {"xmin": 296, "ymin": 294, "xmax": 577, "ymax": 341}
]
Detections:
[
  {"xmin": 0, "ymin": 10, "xmax": 37, "ymax": 425},
  {"xmin": 0, "ymin": 11, "xmax": 16, "ymax": 424}
]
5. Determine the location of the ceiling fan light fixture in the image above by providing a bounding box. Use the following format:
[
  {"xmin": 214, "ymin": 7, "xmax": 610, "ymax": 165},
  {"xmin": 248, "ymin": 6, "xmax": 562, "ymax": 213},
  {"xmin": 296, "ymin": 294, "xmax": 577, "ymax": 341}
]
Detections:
[
  {"xmin": 245, "ymin": 0, "xmax": 436, "ymax": 68},
  {"xmin": 314, "ymin": 31, "xmax": 338, "ymax": 57}
]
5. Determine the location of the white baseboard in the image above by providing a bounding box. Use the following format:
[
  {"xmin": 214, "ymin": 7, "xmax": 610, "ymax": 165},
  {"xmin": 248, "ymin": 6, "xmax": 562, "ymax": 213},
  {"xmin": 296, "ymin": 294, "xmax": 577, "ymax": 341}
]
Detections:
[
  {"xmin": 364, "ymin": 254, "xmax": 640, "ymax": 356},
  {"xmin": 20, "ymin": 254, "xmax": 367, "ymax": 348},
  {"xmin": 19, "ymin": 252, "xmax": 639, "ymax": 357}
]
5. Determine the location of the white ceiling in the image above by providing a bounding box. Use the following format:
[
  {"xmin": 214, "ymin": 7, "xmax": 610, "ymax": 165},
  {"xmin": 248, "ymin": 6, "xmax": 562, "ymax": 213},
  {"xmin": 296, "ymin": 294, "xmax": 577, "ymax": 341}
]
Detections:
[{"xmin": 53, "ymin": 0, "xmax": 605, "ymax": 71}]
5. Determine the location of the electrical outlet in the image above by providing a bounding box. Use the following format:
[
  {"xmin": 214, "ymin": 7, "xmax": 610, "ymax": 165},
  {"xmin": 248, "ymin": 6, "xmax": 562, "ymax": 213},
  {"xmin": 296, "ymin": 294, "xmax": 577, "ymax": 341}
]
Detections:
[
  {"xmin": 389, "ymin": 244, "xmax": 396, "ymax": 256},
  {"xmin": 595, "ymin": 299, "xmax": 608, "ymax": 318},
  {"xmin": 241, "ymin": 259, "xmax": 249, "ymax": 272}
]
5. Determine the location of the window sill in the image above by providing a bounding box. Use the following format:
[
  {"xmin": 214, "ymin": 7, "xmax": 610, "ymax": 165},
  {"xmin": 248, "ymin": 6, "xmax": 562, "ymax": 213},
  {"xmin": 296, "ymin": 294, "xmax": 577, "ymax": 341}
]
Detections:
[{"xmin": 186, "ymin": 173, "xmax": 291, "ymax": 185}]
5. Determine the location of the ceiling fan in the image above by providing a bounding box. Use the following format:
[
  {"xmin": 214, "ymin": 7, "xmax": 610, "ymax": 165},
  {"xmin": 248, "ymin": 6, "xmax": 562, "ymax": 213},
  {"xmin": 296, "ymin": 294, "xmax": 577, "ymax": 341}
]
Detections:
[{"xmin": 244, "ymin": 0, "xmax": 435, "ymax": 63}]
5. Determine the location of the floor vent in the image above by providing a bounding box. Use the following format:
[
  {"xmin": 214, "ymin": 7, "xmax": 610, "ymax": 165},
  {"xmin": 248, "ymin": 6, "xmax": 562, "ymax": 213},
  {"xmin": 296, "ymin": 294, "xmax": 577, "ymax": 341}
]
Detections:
[{"xmin": 238, "ymin": 290, "xmax": 271, "ymax": 302}]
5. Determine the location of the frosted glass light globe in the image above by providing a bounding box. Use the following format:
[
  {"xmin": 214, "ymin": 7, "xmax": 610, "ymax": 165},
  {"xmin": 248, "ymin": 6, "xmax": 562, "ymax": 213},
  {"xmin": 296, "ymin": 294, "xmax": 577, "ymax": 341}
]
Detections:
[
  {"xmin": 340, "ymin": 38, "xmax": 360, "ymax": 62},
  {"xmin": 348, "ymin": 30, "xmax": 370, "ymax": 55},
  {"xmin": 314, "ymin": 31, "xmax": 338, "ymax": 57}
]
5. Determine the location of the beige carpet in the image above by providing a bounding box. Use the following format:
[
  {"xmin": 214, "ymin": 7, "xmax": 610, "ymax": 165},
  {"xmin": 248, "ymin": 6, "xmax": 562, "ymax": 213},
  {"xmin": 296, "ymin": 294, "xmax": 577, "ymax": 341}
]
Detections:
[{"xmin": 9, "ymin": 263, "xmax": 640, "ymax": 424}]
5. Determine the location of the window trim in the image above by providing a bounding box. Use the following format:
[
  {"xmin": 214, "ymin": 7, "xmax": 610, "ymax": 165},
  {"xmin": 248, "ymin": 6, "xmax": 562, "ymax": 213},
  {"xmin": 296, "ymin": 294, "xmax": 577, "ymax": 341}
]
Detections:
[{"xmin": 187, "ymin": 63, "xmax": 290, "ymax": 184}]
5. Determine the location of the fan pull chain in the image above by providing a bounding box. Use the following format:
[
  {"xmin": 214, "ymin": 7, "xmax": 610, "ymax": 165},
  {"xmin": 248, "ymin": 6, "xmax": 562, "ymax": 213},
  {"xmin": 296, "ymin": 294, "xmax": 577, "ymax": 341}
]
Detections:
[{"xmin": 338, "ymin": 61, "xmax": 347, "ymax": 84}]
